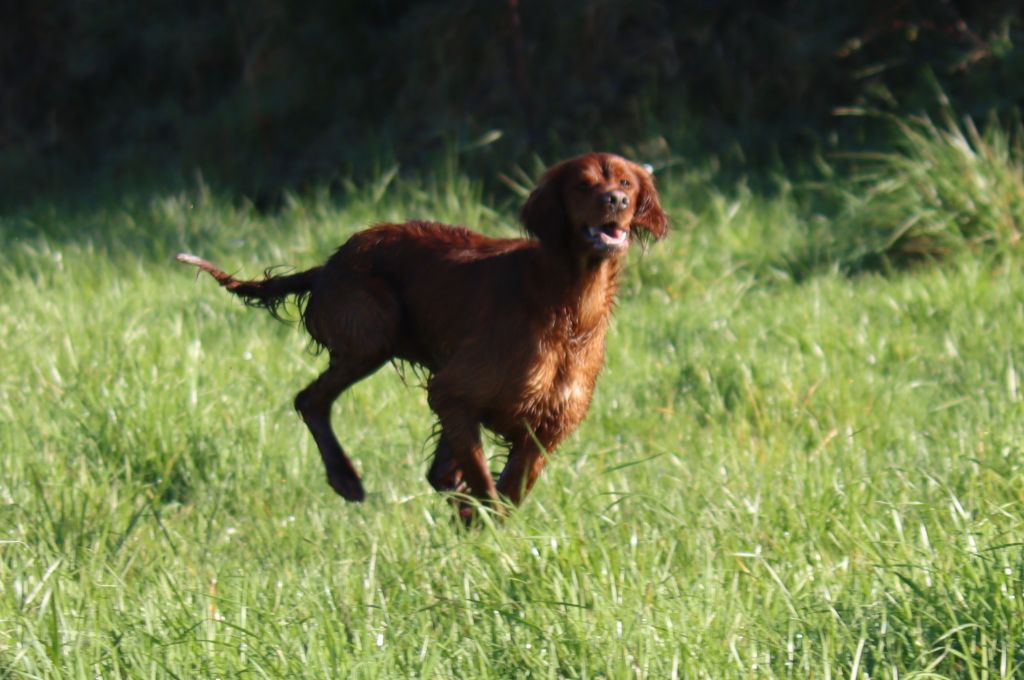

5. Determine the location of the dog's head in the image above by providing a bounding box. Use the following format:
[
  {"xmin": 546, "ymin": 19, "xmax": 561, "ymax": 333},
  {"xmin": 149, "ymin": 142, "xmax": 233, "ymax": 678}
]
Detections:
[{"xmin": 520, "ymin": 153, "xmax": 668, "ymax": 255}]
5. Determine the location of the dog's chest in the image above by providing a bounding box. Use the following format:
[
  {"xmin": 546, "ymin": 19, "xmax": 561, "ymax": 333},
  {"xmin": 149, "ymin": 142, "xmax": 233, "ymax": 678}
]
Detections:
[{"xmin": 523, "ymin": 319, "xmax": 606, "ymax": 418}]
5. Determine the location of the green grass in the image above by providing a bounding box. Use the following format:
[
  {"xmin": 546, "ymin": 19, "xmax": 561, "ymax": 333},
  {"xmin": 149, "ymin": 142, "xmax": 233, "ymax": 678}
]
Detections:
[
  {"xmin": 824, "ymin": 104, "xmax": 1024, "ymax": 269},
  {"xmin": 3, "ymin": 156, "xmax": 1024, "ymax": 678}
]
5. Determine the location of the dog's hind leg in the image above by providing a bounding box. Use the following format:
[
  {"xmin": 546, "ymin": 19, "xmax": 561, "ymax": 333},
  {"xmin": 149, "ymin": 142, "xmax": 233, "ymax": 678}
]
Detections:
[
  {"xmin": 295, "ymin": 355, "xmax": 384, "ymax": 501},
  {"xmin": 297, "ymin": 276, "xmax": 402, "ymax": 501}
]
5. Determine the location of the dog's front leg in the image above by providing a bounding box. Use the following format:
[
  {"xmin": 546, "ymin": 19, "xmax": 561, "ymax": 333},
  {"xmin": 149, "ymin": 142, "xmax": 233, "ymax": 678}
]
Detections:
[
  {"xmin": 496, "ymin": 431, "xmax": 551, "ymax": 506},
  {"xmin": 427, "ymin": 393, "xmax": 498, "ymax": 521},
  {"xmin": 426, "ymin": 435, "xmax": 463, "ymax": 492}
]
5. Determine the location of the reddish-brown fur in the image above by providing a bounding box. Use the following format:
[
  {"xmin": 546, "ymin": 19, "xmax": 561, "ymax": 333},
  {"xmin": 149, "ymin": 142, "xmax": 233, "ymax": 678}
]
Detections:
[{"xmin": 177, "ymin": 153, "xmax": 667, "ymax": 519}]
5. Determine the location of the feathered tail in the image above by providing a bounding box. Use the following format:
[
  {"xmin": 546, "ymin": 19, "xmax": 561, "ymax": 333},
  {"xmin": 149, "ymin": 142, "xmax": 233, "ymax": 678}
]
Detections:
[{"xmin": 176, "ymin": 253, "xmax": 320, "ymax": 319}]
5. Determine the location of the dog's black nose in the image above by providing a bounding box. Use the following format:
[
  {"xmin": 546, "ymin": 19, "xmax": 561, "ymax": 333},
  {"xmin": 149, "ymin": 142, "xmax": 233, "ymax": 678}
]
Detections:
[{"xmin": 601, "ymin": 190, "xmax": 630, "ymax": 211}]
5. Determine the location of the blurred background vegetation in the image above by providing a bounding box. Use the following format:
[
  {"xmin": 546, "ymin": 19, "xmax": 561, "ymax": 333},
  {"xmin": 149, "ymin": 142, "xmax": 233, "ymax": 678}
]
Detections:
[{"xmin": 3, "ymin": 1, "xmax": 1023, "ymax": 204}]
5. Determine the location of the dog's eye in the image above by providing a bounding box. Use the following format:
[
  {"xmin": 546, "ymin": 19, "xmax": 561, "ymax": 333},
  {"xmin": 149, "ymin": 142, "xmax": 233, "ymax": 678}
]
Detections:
[
  {"xmin": 576, "ymin": 181, "xmax": 591, "ymax": 192},
  {"xmin": 620, "ymin": 179, "xmax": 631, "ymax": 188}
]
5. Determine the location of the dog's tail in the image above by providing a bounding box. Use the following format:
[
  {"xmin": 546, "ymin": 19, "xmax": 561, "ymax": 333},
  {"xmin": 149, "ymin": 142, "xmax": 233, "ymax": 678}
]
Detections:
[{"xmin": 176, "ymin": 253, "xmax": 321, "ymax": 319}]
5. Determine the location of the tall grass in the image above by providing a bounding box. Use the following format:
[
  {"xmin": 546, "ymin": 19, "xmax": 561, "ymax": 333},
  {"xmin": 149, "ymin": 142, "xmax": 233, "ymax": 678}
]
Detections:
[
  {"xmin": 2, "ymin": 149, "xmax": 1024, "ymax": 676},
  {"xmin": 829, "ymin": 105, "xmax": 1024, "ymax": 269}
]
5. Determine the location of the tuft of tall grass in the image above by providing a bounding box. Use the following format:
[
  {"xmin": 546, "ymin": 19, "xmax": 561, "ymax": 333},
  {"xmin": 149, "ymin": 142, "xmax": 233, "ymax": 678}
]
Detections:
[{"xmin": 829, "ymin": 105, "xmax": 1024, "ymax": 269}]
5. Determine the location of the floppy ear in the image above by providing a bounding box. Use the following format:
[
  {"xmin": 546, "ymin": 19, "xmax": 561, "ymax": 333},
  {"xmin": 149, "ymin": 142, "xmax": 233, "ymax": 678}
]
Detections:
[
  {"xmin": 520, "ymin": 169, "xmax": 567, "ymax": 245},
  {"xmin": 631, "ymin": 167, "xmax": 668, "ymax": 242}
]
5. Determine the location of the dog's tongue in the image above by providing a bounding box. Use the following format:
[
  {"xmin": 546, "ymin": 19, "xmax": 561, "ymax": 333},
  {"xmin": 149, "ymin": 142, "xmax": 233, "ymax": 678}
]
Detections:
[
  {"xmin": 594, "ymin": 224, "xmax": 626, "ymax": 244},
  {"xmin": 586, "ymin": 224, "xmax": 628, "ymax": 249}
]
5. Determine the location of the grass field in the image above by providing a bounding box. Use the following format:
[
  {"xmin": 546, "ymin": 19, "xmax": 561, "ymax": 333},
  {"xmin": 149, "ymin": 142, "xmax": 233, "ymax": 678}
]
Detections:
[{"xmin": 3, "ymin": 150, "xmax": 1024, "ymax": 677}]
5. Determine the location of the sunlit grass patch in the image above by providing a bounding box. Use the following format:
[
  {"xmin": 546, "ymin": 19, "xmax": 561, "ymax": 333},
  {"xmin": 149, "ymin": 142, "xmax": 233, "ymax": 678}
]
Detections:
[{"xmin": 2, "ymin": 157, "xmax": 1024, "ymax": 676}]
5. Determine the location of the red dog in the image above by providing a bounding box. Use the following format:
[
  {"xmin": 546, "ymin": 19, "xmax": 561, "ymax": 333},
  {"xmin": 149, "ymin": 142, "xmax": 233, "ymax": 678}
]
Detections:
[{"xmin": 178, "ymin": 153, "xmax": 667, "ymax": 518}]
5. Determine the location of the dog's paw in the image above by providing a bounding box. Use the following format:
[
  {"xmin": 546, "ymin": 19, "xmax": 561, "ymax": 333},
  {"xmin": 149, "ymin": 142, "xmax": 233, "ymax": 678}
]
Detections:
[
  {"xmin": 458, "ymin": 503, "xmax": 477, "ymax": 525},
  {"xmin": 328, "ymin": 474, "xmax": 366, "ymax": 502}
]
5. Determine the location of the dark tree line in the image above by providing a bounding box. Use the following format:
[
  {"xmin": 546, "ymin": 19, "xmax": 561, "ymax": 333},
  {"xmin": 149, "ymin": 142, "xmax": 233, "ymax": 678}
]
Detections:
[{"xmin": 2, "ymin": 1, "xmax": 1021, "ymax": 199}]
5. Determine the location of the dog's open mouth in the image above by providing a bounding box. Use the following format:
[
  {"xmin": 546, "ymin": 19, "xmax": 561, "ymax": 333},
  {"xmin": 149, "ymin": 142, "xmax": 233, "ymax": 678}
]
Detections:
[{"xmin": 584, "ymin": 223, "xmax": 629, "ymax": 250}]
